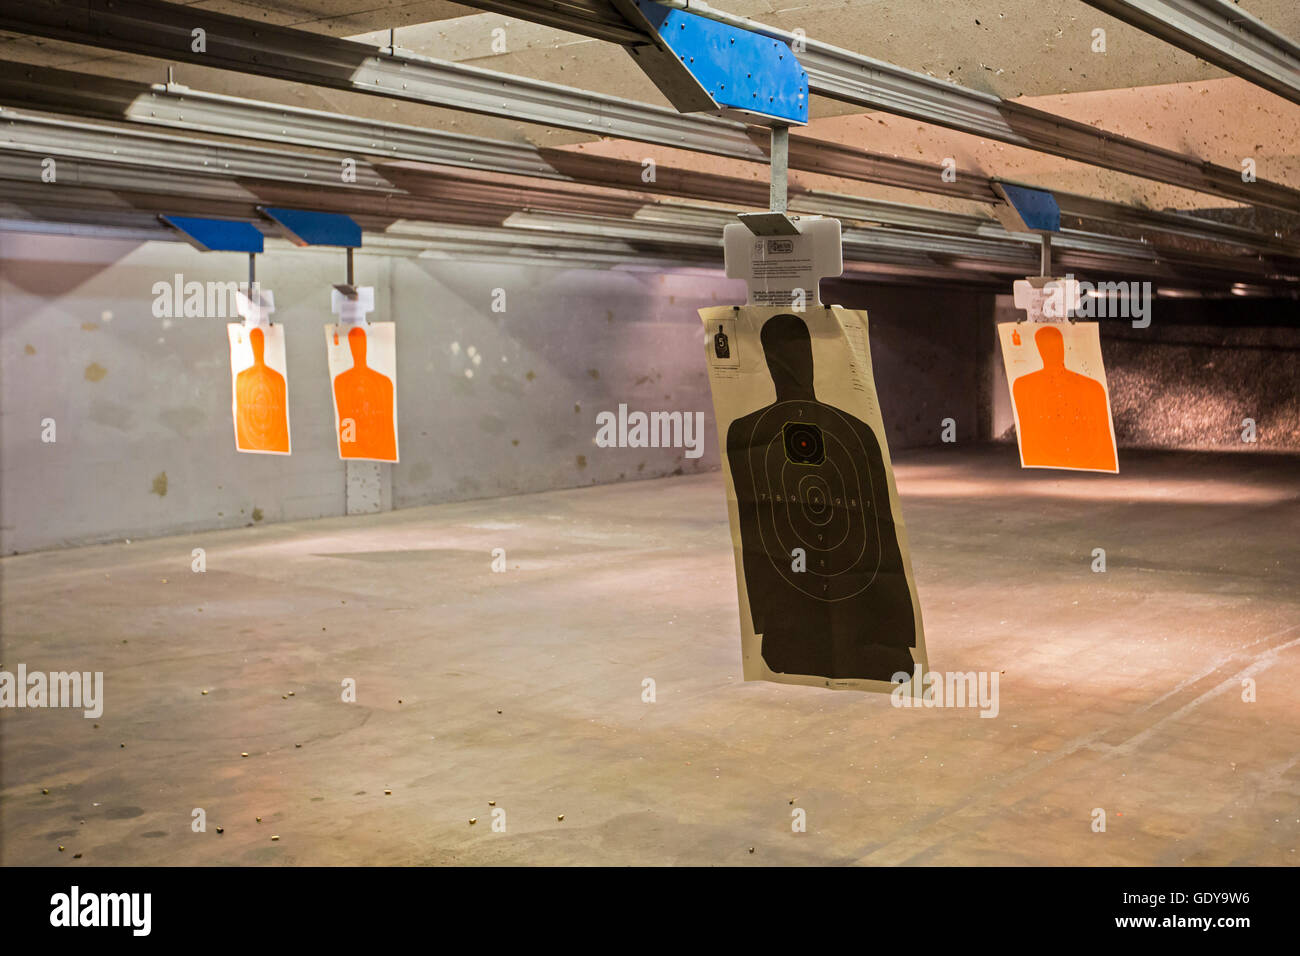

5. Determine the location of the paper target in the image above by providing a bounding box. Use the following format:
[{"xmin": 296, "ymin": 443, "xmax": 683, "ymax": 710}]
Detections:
[
  {"xmin": 735, "ymin": 401, "xmax": 886, "ymax": 603},
  {"xmin": 705, "ymin": 308, "xmax": 925, "ymax": 690}
]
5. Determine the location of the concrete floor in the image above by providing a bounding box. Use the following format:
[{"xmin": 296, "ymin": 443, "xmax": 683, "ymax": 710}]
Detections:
[{"xmin": 2, "ymin": 446, "xmax": 1298, "ymax": 866}]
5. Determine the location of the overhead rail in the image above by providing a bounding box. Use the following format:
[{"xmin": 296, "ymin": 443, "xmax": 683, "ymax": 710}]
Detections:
[
  {"xmin": 0, "ymin": 114, "xmax": 661, "ymax": 223},
  {"xmin": 4, "ymin": 103, "xmax": 1298, "ymax": 291},
  {"xmin": 461, "ymin": 0, "xmax": 1300, "ymax": 211},
  {"xmin": 0, "ymin": 0, "xmax": 764, "ymax": 161},
  {"xmin": 1, "ymin": 173, "xmax": 1286, "ymax": 291},
  {"xmin": 0, "ymin": 107, "xmax": 397, "ymax": 191},
  {"xmin": 2, "ymin": 110, "xmax": 1295, "ymax": 293},
  {"xmin": 7, "ymin": 102, "xmax": 1293, "ymax": 281},
  {"xmin": 3, "ymin": 0, "xmax": 1299, "ymax": 213},
  {"xmin": 457, "ymin": 0, "xmax": 648, "ymax": 44},
  {"xmin": 1, "ymin": 64, "xmax": 1293, "ymax": 258},
  {"xmin": 9, "ymin": 179, "xmax": 1281, "ymax": 293},
  {"xmin": 1080, "ymin": 0, "xmax": 1300, "ymax": 105}
]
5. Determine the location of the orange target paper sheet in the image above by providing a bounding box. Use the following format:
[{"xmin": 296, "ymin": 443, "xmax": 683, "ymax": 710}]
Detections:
[
  {"xmin": 998, "ymin": 321, "xmax": 1118, "ymax": 473},
  {"xmin": 227, "ymin": 324, "xmax": 291, "ymax": 455},
  {"xmin": 325, "ymin": 323, "xmax": 399, "ymax": 462}
]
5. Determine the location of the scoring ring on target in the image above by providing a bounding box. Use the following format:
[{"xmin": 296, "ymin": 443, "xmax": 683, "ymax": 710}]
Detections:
[{"xmin": 796, "ymin": 472, "xmax": 834, "ymax": 526}]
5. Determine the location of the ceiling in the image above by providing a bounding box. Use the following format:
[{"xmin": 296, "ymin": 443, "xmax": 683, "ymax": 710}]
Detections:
[{"xmin": 1, "ymin": 0, "xmax": 1298, "ymax": 292}]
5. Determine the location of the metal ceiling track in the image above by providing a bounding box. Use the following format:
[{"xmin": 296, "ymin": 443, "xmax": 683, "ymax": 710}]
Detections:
[
  {"xmin": 3, "ymin": 0, "xmax": 1299, "ymax": 215},
  {"xmin": 2, "ymin": 107, "xmax": 1296, "ymax": 292},
  {"xmin": 5, "ymin": 98, "xmax": 1295, "ymax": 286},
  {"xmin": 0, "ymin": 108, "xmax": 399, "ymax": 191},
  {"xmin": 1, "ymin": 62, "xmax": 1293, "ymax": 259},
  {"xmin": 4, "ymin": 167, "xmax": 1277, "ymax": 290},
  {"xmin": 1080, "ymin": 0, "xmax": 1300, "ymax": 106},
  {"xmin": 0, "ymin": 180, "xmax": 980, "ymax": 282},
  {"xmin": 464, "ymin": 0, "xmax": 1300, "ymax": 212},
  {"xmin": 0, "ymin": 0, "xmax": 765, "ymax": 159},
  {"xmin": 0, "ymin": 108, "xmax": 650, "ymax": 223},
  {"xmin": 454, "ymin": 0, "xmax": 649, "ymax": 44}
]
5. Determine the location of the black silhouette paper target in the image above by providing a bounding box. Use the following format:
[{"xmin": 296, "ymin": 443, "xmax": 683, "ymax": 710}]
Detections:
[
  {"xmin": 706, "ymin": 308, "xmax": 925, "ymax": 689},
  {"xmin": 738, "ymin": 402, "xmax": 885, "ymax": 602}
]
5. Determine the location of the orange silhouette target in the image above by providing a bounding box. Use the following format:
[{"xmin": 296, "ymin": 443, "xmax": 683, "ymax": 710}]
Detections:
[
  {"xmin": 327, "ymin": 324, "xmax": 398, "ymax": 462},
  {"xmin": 1001, "ymin": 322, "xmax": 1117, "ymax": 473},
  {"xmin": 228, "ymin": 324, "xmax": 291, "ymax": 455}
]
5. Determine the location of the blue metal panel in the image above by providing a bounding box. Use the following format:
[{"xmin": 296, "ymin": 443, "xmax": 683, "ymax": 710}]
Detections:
[
  {"xmin": 161, "ymin": 215, "xmax": 264, "ymax": 253},
  {"xmin": 997, "ymin": 183, "xmax": 1061, "ymax": 233},
  {"xmin": 635, "ymin": 1, "xmax": 807, "ymax": 125},
  {"xmin": 261, "ymin": 207, "xmax": 362, "ymax": 247}
]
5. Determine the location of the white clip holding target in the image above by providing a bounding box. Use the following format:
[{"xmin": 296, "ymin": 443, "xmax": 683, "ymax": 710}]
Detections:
[
  {"xmin": 235, "ymin": 287, "xmax": 275, "ymax": 329},
  {"xmin": 331, "ymin": 286, "xmax": 375, "ymax": 328},
  {"xmin": 724, "ymin": 218, "xmax": 842, "ymax": 309},
  {"xmin": 1013, "ymin": 275, "xmax": 1081, "ymax": 322}
]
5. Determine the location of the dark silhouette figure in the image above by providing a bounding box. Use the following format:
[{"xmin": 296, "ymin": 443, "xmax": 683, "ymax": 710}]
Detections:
[
  {"xmin": 333, "ymin": 326, "xmax": 397, "ymax": 461},
  {"xmin": 713, "ymin": 324, "xmax": 730, "ymax": 359},
  {"xmin": 726, "ymin": 313, "xmax": 917, "ymax": 681},
  {"xmin": 1013, "ymin": 325, "xmax": 1116, "ymax": 471}
]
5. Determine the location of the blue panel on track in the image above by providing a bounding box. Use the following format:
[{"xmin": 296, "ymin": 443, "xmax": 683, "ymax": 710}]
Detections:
[
  {"xmin": 161, "ymin": 216, "xmax": 264, "ymax": 253},
  {"xmin": 997, "ymin": 183, "xmax": 1061, "ymax": 233},
  {"xmin": 636, "ymin": 0, "xmax": 807, "ymax": 125},
  {"xmin": 261, "ymin": 207, "xmax": 362, "ymax": 248}
]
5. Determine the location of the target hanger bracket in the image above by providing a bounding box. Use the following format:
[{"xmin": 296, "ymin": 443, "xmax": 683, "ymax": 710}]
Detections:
[
  {"xmin": 612, "ymin": 0, "xmax": 809, "ymax": 126},
  {"xmin": 739, "ymin": 125, "xmax": 799, "ymax": 236},
  {"xmin": 334, "ymin": 247, "xmax": 359, "ymax": 301},
  {"xmin": 258, "ymin": 205, "xmax": 363, "ymax": 304},
  {"xmin": 991, "ymin": 181, "xmax": 1063, "ymax": 279},
  {"xmin": 160, "ymin": 214, "xmax": 264, "ymax": 254},
  {"xmin": 237, "ymin": 250, "xmax": 275, "ymax": 329},
  {"xmin": 728, "ymin": 127, "xmax": 840, "ymax": 305},
  {"xmin": 159, "ymin": 214, "xmax": 272, "ymax": 326},
  {"xmin": 993, "ymin": 181, "xmax": 1079, "ymax": 320}
]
